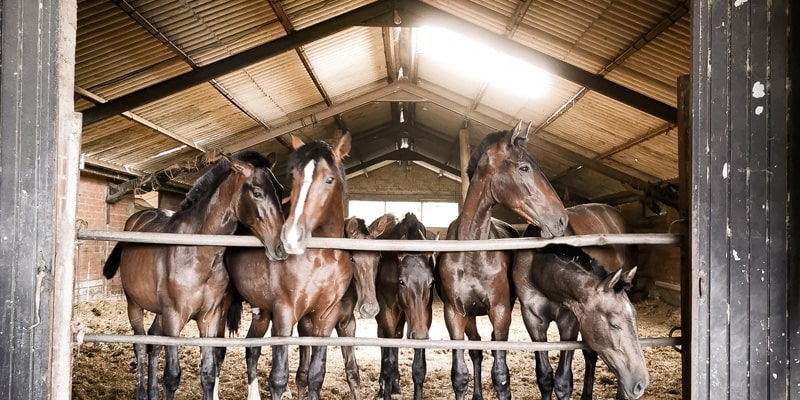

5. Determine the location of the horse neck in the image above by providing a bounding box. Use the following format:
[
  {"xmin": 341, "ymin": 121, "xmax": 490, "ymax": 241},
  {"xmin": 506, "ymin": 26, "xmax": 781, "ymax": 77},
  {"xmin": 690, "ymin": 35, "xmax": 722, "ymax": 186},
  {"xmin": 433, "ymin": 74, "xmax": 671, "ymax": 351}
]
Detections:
[
  {"xmin": 539, "ymin": 259, "xmax": 596, "ymax": 306},
  {"xmin": 455, "ymin": 176, "xmax": 496, "ymax": 240},
  {"xmin": 173, "ymin": 174, "xmax": 240, "ymax": 235},
  {"xmin": 311, "ymin": 199, "xmax": 345, "ymax": 238}
]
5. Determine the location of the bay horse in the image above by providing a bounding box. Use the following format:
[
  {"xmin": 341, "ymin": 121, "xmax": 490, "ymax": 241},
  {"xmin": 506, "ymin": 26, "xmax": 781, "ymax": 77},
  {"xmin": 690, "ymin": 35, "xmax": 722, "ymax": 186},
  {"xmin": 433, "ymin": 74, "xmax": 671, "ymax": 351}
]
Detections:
[
  {"xmin": 373, "ymin": 212, "xmax": 436, "ymax": 400},
  {"xmin": 522, "ymin": 202, "xmax": 641, "ymax": 399},
  {"xmin": 436, "ymin": 121, "xmax": 568, "ymax": 400},
  {"xmin": 512, "ymin": 243, "xmax": 649, "ymax": 400},
  {"xmin": 293, "ymin": 214, "xmax": 395, "ymax": 400},
  {"xmin": 102, "ymin": 151, "xmax": 287, "ymax": 400},
  {"xmin": 225, "ymin": 133, "xmax": 354, "ymax": 400}
]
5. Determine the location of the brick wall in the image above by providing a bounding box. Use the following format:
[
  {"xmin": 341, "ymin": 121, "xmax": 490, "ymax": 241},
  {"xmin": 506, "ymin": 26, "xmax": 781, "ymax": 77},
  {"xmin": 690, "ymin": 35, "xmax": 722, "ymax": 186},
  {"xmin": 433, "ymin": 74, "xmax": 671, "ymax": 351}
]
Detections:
[{"xmin": 76, "ymin": 172, "xmax": 134, "ymax": 300}]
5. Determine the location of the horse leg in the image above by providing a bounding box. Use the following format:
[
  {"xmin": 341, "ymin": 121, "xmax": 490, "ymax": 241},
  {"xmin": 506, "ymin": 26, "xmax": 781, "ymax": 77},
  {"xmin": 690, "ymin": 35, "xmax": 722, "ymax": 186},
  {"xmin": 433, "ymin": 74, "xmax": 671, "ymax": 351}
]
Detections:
[
  {"xmin": 377, "ymin": 311, "xmax": 401, "ymax": 400},
  {"xmin": 305, "ymin": 319, "xmax": 337, "ymax": 400},
  {"xmin": 197, "ymin": 307, "xmax": 226, "ymax": 400},
  {"xmin": 245, "ymin": 310, "xmax": 271, "ymax": 400},
  {"xmin": 126, "ymin": 302, "xmax": 149, "ymax": 400},
  {"xmin": 519, "ymin": 303, "xmax": 554, "ymax": 398},
  {"xmin": 269, "ymin": 311, "xmax": 296, "ymax": 400},
  {"xmin": 488, "ymin": 305, "xmax": 512, "ymax": 400},
  {"xmin": 443, "ymin": 306, "xmax": 469, "ymax": 400},
  {"xmin": 553, "ymin": 314, "xmax": 578, "ymax": 400},
  {"xmin": 580, "ymin": 350, "xmax": 598, "ymax": 400},
  {"xmin": 296, "ymin": 317, "xmax": 312, "ymax": 400},
  {"xmin": 411, "ymin": 348, "xmax": 427, "ymax": 400},
  {"xmin": 465, "ymin": 318, "xmax": 484, "ymax": 400},
  {"xmin": 160, "ymin": 311, "xmax": 187, "ymax": 400},
  {"xmin": 146, "ymin": 315, "xmax": 163, "ymax": 400},
  {"xmin": 335, "ymin": 312, "xmax": 361, "ymax": 400}
]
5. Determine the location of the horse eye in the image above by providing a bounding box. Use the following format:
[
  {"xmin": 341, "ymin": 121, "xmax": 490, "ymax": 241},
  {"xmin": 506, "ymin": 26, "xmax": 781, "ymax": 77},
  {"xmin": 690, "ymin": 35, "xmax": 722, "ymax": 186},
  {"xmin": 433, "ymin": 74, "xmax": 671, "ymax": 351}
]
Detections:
[
  {"xmin": 252, "ymin": 188, "xmax": 264, "ymax": 199},
  {"xmin": 398, "ymin": 279, "xmax": 406, "ymax": 287},
  {"xmin": 610, "ymin": 321, "xmax": 621, "ymax": 330},
  {"xmin": 519, "ymin": 164, "xmax": 530, "ymax": 173},
  {"xmin": 325, "ymin": 176, "xmax": 335, "ymax": 184}
]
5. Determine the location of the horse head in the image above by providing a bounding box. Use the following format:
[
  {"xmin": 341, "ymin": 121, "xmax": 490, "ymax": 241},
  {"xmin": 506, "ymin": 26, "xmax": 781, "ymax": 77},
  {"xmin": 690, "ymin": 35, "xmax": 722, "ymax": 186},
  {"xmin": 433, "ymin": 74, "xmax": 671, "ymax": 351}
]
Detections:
[
  {"xmin": 395, "ymin": 213, "xmax": 435, "ymax": 340},
  {"xmin": 226, "ymin": 154, "xmax": 287, "ymax": 261},
  {"xmin": 281, "ymin": 133, "xmax": 351, "ymax": 254},
  {"xmin": 344, "ymin": 216, "xmax": 381, "ymax": 319},
  {"xmin": 467, "ymin": 121, "xmax": 567, "ymax": 238},
  {"xmin": 572, "ymin": 266, "xmax": 650, "ymax": 399}
]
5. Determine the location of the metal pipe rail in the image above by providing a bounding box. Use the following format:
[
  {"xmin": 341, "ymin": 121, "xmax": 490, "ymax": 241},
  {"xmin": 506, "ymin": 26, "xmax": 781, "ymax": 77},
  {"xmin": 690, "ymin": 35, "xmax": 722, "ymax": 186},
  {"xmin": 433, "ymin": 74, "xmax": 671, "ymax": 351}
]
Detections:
[
  {"xmin": 77, "ymin": 230, "xmax": 680, "ymax": 252},
  {"xmin": 81, "ymin": 334, "xmax": 680, "ymax": 352}
]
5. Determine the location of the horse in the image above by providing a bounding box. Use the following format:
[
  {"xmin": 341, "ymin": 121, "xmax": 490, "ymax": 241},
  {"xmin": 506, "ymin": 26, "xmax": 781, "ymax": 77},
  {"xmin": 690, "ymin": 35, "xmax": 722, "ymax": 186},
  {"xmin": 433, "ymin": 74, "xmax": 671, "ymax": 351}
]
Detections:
[
  {"xmin": 373, "ymin": 212, "xmax": 436, "ymax": 400},
  {"xmin": 292, "ymin": 214, "xmax": 396, "ymax": 400},
  {"xmin": 522, "ymin": 202, "xmax": 641, "ymax": 399},
  {"xmin": 102, "ymin": 151, "xmax": 287, "ymax": 400},
  {"xmin": 225, "ymin": 133, "xmax": 355, "ymax": 400},
  {"xmin": 511, "ymin": 243, "xmax": 649, "ymax": 400},
  {"xmin": 435, "ymin": 121, "xmax": 568, "ymax": 400}
]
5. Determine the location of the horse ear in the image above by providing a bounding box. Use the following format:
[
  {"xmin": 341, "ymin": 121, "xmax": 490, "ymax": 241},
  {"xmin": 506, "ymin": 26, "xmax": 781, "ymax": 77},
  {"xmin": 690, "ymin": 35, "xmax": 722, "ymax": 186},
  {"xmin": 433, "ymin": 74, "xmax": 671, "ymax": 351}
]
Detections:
[
  {"xmin": 333, "ymin": 132, "xmax": 352, "ymax": 160},
  {"xmin": 344, "ymin": 218, "xmax": 360, "ymax": 238},
  {"xmin": 265, "ymin": 152, "xmax": 277, "ymax": 168},
  {"xmin": 290, "ymin": 134, "xmax": 305, "ymax": 150},
  {"xmin": 622, "ymin": 266, "xmax": 638, "ymax": 286},
  {"xmin": 509, "ymin": 120, "xmax": 530, "ymax": 145},
  {"xmin": 369, "ymin": 214, "xmax": 389, "ymax": 238},
  {"xmin": 227, "ymin": 157, "xmax": 253, "ymax": 176},
  {"xmin": 601, "ymin": 268, "xmax": 624, "ymax": 292}
]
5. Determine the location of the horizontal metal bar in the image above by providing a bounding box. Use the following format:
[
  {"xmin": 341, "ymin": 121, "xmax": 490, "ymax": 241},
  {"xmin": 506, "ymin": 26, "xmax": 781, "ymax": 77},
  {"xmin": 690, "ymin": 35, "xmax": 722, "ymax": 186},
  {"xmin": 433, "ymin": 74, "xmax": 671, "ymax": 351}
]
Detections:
[
  {"xmin": 77, "ymin": 230, "xmax": 680, "ymax": 251},
  {"xmin": 81, "ymin": 334, "xmax": 680, "ymax": 351}
]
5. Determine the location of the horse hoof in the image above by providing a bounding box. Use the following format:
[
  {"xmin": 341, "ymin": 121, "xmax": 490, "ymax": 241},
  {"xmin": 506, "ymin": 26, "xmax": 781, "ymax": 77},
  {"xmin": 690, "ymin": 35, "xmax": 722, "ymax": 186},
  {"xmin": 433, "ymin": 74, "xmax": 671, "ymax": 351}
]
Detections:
[{"xmin": 280, "ymin": 391, "xmax": 293, "ymax": 400}]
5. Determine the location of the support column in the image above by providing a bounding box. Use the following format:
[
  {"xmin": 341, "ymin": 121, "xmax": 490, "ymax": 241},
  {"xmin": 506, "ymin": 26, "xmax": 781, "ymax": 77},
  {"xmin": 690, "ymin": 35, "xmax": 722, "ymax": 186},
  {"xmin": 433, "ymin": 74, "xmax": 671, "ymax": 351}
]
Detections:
[{"xmin": 458, "ymin": 129, "xmax": 470, "ymax": 206}]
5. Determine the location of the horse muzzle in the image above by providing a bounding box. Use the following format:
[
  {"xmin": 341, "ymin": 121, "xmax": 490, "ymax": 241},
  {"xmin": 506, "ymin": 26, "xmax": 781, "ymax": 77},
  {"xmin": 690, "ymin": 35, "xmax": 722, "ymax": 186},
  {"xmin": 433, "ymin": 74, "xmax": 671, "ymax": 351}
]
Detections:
[
  {"xmin": 266, "ymin": 241, "xmax": 288, "ymax": 261},
  {"xmin": 281, "ymin": 223, "xmax": 308, "ymax": 254}
]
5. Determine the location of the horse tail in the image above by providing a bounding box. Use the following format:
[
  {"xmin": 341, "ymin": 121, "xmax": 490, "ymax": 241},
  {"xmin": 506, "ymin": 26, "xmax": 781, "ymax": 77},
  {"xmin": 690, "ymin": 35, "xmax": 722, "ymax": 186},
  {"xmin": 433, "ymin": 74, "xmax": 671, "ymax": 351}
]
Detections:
[
  {"xmin": 226, "ymin": 292, "xmax": 244, "ymax": 336},
  {"xmin": 102, "ymin": 243, "xmax": 123, "ymax": 279}
]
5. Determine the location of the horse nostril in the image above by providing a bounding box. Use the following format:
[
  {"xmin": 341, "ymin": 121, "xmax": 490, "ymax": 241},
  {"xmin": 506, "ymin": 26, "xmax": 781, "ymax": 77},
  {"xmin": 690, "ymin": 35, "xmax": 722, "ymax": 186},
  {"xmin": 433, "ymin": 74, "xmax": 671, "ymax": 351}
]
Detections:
[{"xmin": 633, "ymin": 380, "xmax": 647, "ymax": 397}]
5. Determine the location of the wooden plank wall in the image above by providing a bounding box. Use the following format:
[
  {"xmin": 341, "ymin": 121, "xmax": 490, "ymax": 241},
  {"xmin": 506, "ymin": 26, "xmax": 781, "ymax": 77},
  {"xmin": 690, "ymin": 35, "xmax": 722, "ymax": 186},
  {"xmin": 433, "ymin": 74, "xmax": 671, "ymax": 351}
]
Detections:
[
  {"xmin": 0, "ymin": 0, "xmax": 61, "ymax": 398},
  {"xmin": 691, "ymin": 1, "xmax": 794, "ymax": 399}
]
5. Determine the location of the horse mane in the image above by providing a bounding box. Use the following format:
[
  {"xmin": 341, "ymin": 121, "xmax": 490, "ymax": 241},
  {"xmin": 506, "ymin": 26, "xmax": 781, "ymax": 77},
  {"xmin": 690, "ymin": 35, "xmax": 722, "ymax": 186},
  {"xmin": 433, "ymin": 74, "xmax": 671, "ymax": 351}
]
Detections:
[
  {"xmin": 180, "ymin": 151, "xmax": 274, "ymax": 211},
  {"xmin": 401, "ymin": 212, "xmax": 425, "ymax": 241},
  {"xmin": 539, "ymin": 244, "xmax": 607, "ymax": 277},
  {"xmin": 467, "ymin": 131, "xmax": 507, "ymax": 180}
]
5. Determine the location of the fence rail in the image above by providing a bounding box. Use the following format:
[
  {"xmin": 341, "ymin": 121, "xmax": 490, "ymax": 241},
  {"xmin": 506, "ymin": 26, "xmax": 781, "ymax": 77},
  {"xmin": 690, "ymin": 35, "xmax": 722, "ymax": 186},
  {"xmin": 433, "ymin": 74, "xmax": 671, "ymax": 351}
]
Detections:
[
  {"xmin": 77, "ymin": 230, "xmax": 680, "ymax": 252},
  {"xmin": 81, "ymin": 334, "xmax": 681, "ymax": 351}
]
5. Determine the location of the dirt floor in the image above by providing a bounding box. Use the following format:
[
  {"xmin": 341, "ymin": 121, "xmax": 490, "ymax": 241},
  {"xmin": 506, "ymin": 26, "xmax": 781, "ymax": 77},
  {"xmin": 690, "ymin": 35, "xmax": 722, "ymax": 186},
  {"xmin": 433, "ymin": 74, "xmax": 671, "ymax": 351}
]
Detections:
[{"xmin": 72, "ymin": 296, "xmax": 682, "ymax": 399}]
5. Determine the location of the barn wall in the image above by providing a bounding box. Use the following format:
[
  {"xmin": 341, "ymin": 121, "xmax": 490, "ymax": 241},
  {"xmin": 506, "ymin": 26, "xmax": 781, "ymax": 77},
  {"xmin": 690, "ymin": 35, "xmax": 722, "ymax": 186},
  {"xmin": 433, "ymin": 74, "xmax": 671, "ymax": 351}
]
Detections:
[
  {"xmin": 692, "ymin": 0, "xmax": 795, "ymax": 398},
  {"xmin": 619, "ymin": 202, "xmax": 682, "ymax": 305},
  {"xmin": 346, "ymin": 162, "xmax": 461, "ymax": 203},
  {"xmin": 76, "ymin": 173, "xmax": 134, "ymax": 300}
]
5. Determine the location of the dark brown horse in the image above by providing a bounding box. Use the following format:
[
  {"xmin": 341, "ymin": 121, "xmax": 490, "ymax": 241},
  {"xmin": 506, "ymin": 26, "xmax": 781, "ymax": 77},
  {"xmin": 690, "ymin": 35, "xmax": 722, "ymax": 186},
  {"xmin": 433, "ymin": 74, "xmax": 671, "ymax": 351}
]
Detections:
[
  {"xmin": 436, "ymin": 121, "xmax": 568, "ymax": 400},
  {"xmin": 102, "ymin": 152, "xmax": 287, "ymax": 400},
  {"xmin": 512, "ymin": 243, "xmax": 649, "ymax": 400},
  {"xmin": 373, "ymin": 212, "xmax": 436, "ymax": 400},
  {"xmin": 521, "ymin": 203, "xmax": 641, "ymax": 399},
  {"xmin": 225, "ymin": 133, "xmax": 354, "ymax": 400}
]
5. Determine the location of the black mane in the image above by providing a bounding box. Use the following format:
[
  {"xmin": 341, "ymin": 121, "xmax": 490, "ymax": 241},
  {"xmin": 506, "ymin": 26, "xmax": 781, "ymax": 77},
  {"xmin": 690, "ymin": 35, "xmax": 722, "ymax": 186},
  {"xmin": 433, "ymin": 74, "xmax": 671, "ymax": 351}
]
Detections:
[
  {"xmin": 180, "ymin": 151, "xmax": 273, "ymax": 211},
  {"xmin": 539, "ymin": 244, "xmax": 608, "ymax": 279},
  {"xmin": 467, "ymin": 130, "xmax": 507, "ymax": 180}
]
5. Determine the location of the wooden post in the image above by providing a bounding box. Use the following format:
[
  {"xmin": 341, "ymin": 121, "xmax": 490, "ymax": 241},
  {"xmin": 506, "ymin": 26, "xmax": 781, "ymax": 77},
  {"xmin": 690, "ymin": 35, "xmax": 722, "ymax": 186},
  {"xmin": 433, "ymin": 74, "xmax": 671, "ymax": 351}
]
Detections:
[{"xmin": 458, "ymin": 129, "xmax": 470, "ymax": 206}]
